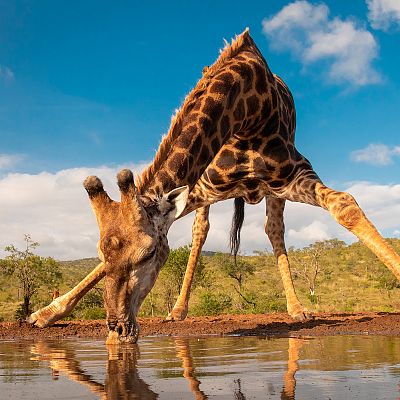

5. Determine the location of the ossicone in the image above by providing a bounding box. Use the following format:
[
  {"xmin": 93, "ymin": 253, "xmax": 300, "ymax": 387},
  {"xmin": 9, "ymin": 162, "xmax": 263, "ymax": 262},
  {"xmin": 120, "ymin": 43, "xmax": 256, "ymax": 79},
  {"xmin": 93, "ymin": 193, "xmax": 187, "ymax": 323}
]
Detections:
[
  {"xmin": 117, "ymin": 169, "xmax": 135, "ymax": 193},
  {"xmin": 83, "ymin": 176, "xmax": 105, "ymax": 198}
]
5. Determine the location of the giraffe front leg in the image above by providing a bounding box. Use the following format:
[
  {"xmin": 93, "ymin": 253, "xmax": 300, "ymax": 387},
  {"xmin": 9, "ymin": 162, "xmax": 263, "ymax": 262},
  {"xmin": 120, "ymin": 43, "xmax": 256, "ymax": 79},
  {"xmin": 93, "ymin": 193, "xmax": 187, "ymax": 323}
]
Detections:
[
  {"xmin": 314, "ymin": 182, "xmax": 400, "ymax": 280},
  {"xmin": 265, "ymin": 197, "xmax": 310, "ymax": 321},
  {"xmin": 166, "ymin": 206, "xmax": 210, "ymax": 321},
  {"xmin": 28, "ymin": 262, "xmax": 106, "ymax": 327}
]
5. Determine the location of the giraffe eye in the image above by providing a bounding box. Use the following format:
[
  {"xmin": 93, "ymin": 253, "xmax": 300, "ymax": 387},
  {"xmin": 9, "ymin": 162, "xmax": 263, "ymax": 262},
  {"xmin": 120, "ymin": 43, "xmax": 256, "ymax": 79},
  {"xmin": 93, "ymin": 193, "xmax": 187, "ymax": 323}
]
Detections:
[
  {"xmin": 139, "ymin": 248, "xmax": 156, "ymax": 264},
  {"xmin": 104, "ymin": 236, "xmax": 122, "ymax": 250}
]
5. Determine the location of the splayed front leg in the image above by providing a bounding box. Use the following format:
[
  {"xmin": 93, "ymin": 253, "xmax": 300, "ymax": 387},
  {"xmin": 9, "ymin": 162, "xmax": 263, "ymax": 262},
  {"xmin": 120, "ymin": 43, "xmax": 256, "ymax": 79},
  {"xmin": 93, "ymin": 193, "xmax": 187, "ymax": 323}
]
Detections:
[{"xmin": 28, "ymin": 262, "xmax": 106, "ymax": 327}]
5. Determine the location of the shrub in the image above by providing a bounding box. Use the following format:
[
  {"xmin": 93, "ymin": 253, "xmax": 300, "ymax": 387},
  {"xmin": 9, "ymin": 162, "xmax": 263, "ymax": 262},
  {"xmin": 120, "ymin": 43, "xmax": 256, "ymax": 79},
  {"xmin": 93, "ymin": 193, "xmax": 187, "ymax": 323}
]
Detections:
[
  {"xmin": 193, "ymin": 292, "xmax": 232, "ymax": 315},
  {"xmin": 81, "ymin": 307, "xmax": 106, "ymax": 320}
]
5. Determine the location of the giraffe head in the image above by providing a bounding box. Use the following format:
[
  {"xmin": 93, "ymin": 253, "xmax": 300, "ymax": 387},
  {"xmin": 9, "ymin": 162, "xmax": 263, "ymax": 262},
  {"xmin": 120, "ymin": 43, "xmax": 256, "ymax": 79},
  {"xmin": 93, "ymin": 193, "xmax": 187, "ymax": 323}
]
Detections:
[{"xmin": 84, "ymin": 169, "xmax": 189, "ymax": 343}]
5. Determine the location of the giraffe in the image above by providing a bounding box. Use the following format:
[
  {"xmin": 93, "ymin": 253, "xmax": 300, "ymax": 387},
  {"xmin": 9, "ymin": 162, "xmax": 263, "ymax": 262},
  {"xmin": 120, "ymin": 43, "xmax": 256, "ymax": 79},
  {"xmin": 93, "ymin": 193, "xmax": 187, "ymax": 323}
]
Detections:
[{"xmin": 29, "ymin": 29, "xmax": 400, "ymax": 344}]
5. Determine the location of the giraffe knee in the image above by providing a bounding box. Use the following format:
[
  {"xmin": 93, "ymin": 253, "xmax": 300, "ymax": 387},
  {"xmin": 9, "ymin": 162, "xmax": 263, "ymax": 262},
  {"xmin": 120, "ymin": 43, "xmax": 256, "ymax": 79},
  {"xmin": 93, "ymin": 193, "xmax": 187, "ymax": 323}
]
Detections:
[{"xmin": 330, "ymin": 192, "xmax": 363, "ymax": 230}]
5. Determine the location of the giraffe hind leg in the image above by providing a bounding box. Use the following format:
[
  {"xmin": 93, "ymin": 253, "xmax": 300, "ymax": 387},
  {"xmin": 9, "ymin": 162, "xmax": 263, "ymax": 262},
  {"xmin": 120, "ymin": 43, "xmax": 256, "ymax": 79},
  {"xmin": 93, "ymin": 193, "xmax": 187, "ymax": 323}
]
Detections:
[
  {"xmin": 283, "ymin": 174, "xmax": 400, "ymax": 282},
  {"xmin": 265, "ymin": 196, "xmax": 311, "ymax": 321}
]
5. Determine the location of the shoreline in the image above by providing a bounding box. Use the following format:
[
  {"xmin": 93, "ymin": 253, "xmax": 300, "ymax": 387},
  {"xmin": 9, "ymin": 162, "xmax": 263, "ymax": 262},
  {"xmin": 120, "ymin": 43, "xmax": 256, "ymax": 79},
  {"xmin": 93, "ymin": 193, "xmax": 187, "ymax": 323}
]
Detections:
[{"xmin": 1, "ymin": 312, "xmax": 400, "ymax": 340}]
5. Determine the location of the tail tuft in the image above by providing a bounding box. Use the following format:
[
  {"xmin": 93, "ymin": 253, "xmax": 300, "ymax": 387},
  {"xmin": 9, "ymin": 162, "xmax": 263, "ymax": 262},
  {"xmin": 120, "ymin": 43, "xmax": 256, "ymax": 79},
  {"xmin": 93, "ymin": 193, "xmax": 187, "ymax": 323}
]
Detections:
[{"xmin": 230, "ymin": 197, "xmax": 245, "ymax": 259}]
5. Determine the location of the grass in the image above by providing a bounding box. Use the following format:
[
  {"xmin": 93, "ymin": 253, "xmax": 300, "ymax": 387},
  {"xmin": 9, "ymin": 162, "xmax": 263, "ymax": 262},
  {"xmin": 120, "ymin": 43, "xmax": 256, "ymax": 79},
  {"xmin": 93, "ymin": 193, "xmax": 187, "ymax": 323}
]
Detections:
[{"xmin": 1, "ymin": 239, "xmax": 400, "ymax": 321}]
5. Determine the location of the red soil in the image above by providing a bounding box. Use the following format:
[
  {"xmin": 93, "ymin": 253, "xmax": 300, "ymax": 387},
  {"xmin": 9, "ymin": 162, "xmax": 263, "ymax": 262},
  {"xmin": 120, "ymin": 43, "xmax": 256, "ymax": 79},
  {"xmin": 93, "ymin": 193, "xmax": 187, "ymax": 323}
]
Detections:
[{"xmin": 1, "ymin": 312, "xmax": 400, "ymax": 340}]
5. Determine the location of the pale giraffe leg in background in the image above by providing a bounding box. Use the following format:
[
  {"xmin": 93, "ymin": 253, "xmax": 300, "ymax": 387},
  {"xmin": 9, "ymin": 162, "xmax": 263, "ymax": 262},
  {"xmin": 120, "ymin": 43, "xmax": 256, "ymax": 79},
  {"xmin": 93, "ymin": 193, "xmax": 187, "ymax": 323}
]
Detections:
[
  {"xmin": 265, "ymin": 197, "xmax": 310, "ymax": 321},
  {"xmin": 167, "ymin": 206, "xmax": 210, "ymax": 321},
  {"xmin": 28, "ymin": 262, "xmax": 106, "ymax": 327}
]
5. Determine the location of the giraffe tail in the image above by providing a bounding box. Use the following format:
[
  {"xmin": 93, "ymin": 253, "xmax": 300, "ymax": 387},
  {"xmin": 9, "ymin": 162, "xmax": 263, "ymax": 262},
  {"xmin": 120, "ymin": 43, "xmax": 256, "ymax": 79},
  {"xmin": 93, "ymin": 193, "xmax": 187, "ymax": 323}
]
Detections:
[{"xmin": 230, "ymin": 197, "xmax": 245, "ymax": 260}]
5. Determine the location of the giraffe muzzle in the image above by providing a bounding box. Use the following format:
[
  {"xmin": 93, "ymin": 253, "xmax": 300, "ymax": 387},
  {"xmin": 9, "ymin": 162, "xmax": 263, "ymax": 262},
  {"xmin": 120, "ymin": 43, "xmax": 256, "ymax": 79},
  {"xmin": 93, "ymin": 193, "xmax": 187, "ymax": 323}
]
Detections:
[{"xmin": 106, "ymin": 320, "xmax": 140, "ymax": 344}]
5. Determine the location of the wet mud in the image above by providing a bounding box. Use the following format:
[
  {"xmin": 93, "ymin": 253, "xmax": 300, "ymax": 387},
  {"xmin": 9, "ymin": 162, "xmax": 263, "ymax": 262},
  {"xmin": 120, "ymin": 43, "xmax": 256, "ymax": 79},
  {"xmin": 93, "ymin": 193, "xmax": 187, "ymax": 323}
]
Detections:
[{"xmin": 1, "ymin": 312, "xmax": 400, "ymax": 340}]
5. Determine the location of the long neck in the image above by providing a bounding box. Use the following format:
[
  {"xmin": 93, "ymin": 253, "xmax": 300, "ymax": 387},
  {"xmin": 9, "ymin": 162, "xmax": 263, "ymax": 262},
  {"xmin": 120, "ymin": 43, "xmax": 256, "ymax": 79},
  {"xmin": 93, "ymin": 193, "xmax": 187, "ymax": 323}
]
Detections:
[
  {"xmin": 137, "ymin": 30, "xmax": 266, "ymax": 200},
  {"xmin": 140, "ymin": 91, "xmax": 233, "ymax": 198}
]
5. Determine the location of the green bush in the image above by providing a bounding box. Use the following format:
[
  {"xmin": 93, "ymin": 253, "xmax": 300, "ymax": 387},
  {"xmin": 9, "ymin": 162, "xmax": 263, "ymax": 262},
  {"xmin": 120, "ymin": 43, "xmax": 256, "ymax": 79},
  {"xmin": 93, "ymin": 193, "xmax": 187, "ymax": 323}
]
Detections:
[
  {"xmin": 308, "ymin": 293, "xmax": 318, "ymax": 305},
  {"xmin": 81, "ymin": 307, "xmax": 106, "ymax": 320},
  {"xmin": 193, "ymin": 292, "xmax": 232, "ymax": 315},
  {"xmin": 257, "ymin": 299, "xmax": 286, "ymax": 313},
  {"xmin": 14, "ymin": 303, "xmax": 26, "ymax": 321}
]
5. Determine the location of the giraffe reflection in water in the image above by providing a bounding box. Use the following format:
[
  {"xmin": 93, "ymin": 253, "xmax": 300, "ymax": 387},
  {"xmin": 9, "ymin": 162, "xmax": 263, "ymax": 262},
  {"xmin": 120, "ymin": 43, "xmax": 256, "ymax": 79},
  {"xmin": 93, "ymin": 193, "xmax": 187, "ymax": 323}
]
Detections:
[
  {"xmin": 29, "ymin": 337, "xmax": 304, "ymax": 399},
  {"xmin": 30, "ymin": 342, "xmax": 156, "ymax": 399}
]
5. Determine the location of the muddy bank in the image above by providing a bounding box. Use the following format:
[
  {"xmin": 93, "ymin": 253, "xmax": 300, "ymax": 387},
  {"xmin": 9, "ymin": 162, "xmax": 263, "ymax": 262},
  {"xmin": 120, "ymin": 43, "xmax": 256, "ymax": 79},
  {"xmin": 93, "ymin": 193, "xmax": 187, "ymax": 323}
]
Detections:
[{"xmin": 1, "ymin": 312, "xmax": 400, "ymax": 340}]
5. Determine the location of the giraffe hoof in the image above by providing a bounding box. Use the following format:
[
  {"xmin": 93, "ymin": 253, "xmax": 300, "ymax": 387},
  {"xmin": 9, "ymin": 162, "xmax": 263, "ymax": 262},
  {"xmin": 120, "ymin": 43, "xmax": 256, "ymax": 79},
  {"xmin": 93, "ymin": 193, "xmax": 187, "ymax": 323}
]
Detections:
[
  {"xmin": 165, "ymin": 307, "xmax": 188, "ymax": 322},
  {"xmin": 27, "ymin": 298, "xmax": 71, "ymax": 328},
  {"xmin": 290, "ymin": 309, "xmax": 313, "ymax": 322},
  {"xmin": 27, "ymin": 310, "xmax": 51, "ymax": 328}
]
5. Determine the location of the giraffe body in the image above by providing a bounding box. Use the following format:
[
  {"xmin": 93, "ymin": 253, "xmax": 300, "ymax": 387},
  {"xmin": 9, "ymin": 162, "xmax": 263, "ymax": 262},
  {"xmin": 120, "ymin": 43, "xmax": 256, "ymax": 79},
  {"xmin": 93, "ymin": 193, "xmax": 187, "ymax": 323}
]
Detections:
[{"xmin": 29, "ymin": 30, "xmax": 400, "ymax": 343}]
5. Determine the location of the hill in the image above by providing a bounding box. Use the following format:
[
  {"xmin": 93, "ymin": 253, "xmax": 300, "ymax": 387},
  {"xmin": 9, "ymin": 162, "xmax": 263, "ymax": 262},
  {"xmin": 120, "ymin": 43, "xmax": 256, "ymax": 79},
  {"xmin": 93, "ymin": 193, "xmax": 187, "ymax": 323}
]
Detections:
[{"xmin": 1, "ymin": 239, "xmax": 400, "ymax": 321}]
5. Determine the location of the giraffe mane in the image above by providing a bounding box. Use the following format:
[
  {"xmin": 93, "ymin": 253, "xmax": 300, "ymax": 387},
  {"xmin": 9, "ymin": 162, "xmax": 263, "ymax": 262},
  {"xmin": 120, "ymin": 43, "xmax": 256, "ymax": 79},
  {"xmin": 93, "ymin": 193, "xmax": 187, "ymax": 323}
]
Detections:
[{"xmin": 137, "ymin": 28, "xmax": 253, "ymax": 194}]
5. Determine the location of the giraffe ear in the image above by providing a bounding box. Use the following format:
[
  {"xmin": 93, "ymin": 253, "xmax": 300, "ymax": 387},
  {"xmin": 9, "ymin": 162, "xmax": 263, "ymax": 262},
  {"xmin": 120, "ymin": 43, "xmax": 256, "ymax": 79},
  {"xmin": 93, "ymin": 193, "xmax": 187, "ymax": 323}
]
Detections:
[{"xmin": 159, "ymin": 186, "xmax": 189, "ymax": 221}]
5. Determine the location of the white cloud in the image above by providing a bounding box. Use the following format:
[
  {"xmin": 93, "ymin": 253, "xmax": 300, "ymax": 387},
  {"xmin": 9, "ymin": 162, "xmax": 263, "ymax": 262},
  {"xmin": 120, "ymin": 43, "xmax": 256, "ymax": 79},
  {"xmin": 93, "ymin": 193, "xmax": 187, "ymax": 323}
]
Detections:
[
  {"xmin": 173, "ymin": 181, "xmax": 400, "ymax": 254},
  {"xmin": 0, "ymin": 154, "xmax": 23, "ymax": 170},
  {"xmin": 350, "ymin": 143, "xmax": 400, "ymax": 165},
  {"xmin": 0, "ymin": 165, "xmax": 399, "ymax": 260},
  {"xmin": 0, "ymin": 65, "xmax": 14, "ymax": 82},
  {"xmin": 262, "ymin": 1, "xmax": 381, "ymax": 86},
  {"xmin": 288, "ymin": 220, "xmax": 331, "ymax": 243},
  {"xmin": 0, "ymin": 163, "xmax": 147, "ymax": 260},
  {"xmin": 367, "ymin": 0, "xmax": 400, "ymax": 31}
]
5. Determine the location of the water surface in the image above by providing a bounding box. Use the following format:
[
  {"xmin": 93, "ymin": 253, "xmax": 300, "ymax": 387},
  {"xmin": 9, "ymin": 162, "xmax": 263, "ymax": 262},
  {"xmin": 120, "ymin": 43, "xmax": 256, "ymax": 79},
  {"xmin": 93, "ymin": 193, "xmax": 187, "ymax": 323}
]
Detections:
[{"xmin": 1, "ymin": 335, "xmax": 400, "ymax": 399}]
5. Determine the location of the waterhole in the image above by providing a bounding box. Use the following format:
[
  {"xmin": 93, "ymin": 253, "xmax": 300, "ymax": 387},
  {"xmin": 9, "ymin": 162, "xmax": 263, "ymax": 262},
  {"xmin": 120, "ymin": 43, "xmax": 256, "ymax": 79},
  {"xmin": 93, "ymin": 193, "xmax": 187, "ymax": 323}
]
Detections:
[{"xmin": 1, "ymin": 335, "xmax": 400, "ymax": 399}]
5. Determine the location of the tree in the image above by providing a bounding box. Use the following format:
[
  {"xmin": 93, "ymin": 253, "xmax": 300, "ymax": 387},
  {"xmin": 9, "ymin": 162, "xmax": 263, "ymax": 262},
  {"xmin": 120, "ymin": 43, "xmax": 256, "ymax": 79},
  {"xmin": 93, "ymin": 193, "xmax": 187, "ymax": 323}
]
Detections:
[
  {"xmin": 158, "ymin": 245, "xmax": 205, "ymax": 313},
  {"xmin": 290, "ymin": 239, "xmax": 345, "ymax": 303},
  {"xmin": 0, "ymin": 235, "xmax": 62, "ymax": 318},
  {"xmin": 214, "ymin": 253, "xmax": 255, "ymax": 309}
]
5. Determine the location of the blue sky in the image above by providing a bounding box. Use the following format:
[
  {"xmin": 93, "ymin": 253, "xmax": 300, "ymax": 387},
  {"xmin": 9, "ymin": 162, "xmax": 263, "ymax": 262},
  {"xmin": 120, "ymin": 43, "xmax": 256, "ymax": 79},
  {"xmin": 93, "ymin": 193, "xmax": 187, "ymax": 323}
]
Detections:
[{"xmin": 0, "ymin": 0, "xmax": 399, "ymax": 258}]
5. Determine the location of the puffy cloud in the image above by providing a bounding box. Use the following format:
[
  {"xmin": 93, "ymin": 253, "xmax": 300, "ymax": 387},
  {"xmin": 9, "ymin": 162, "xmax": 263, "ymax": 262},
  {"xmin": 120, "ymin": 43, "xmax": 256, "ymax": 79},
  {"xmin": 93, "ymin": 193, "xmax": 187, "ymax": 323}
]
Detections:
[
  {"xmin": 262, "ymin": 1, "xmax": 381, "ymax": 86},
  {"xmin": 288, "ymin": 220, "xmax": 331, "ymax": 243},
  {"xmin": 0, "ymin": 164, "xmax": 147, "ymax": 260},
  {"xmin": 350, "ymin": 143, "xmax": 400, "ymax": 166},
  {"xmin": 367, "ymin": 0, "xmax": 400, "ymax": 31},
  {"xmin": 0, "ymin": 165, "xmax": 399, "ymax": 260},
  {"xmin": 173, "ymin": 182, "xmax": 400, "ymax": 253}
]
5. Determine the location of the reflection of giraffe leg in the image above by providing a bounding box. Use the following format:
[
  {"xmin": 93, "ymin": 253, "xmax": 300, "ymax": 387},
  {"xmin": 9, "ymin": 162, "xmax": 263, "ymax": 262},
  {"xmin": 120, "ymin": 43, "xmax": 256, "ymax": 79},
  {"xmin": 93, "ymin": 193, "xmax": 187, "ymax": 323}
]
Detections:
[
  {"xmin": 167, "ymin": 206, "xmax": 210, "ymax": 321},
  {"xmin": 174, "ymin": 338, "xmax": 208, "ymax": 400},
  {"xmin": 284, "ymin": 175, "xmax": 400, "ymax": 280},
  {"xmin": 28, "ymin": 262, "xmax": 106, "ymax": 327},
  {"xmin": 265, "ymin": 197, "xmax": 309, "ymax": 321},
  {"xmin": 30, "ymin": 341, "xmax": 105, "ymax": 397},
  {"xmin": 281, "ymin": 338, "xmax": 304, "ymax": 400}
]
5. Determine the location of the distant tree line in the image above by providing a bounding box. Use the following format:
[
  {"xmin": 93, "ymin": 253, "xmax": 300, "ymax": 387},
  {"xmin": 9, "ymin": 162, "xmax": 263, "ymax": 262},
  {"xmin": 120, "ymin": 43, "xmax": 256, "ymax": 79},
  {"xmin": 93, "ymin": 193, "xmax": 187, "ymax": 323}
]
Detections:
[{"xmin": 1, "ymin": 236, "xmax": 400, "ymax": 321}]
